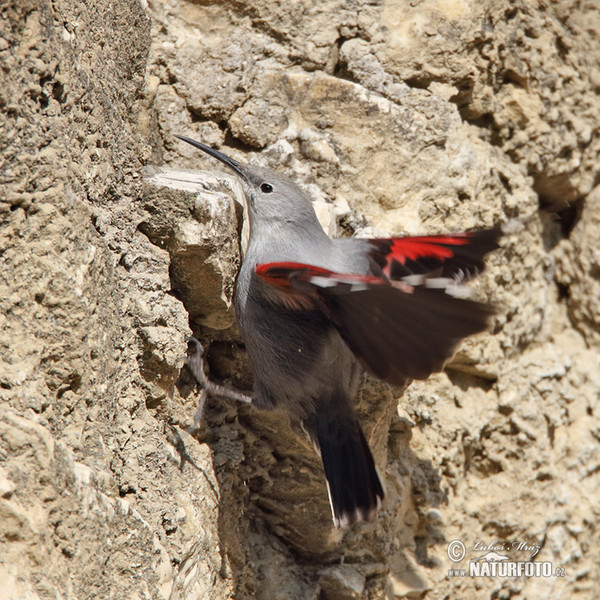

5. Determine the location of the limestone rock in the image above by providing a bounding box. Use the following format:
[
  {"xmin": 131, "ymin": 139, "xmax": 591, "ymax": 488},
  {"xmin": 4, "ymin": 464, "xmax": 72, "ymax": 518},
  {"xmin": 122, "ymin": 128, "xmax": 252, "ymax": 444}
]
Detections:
[{"xmin": 2, "ymin": 0, "xmax": 600, "ymax": 599}]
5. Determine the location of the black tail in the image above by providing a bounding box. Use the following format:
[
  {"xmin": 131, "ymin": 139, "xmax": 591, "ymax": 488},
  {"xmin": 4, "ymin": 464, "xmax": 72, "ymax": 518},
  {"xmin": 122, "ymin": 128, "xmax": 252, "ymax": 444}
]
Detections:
[{"xmin": 306, "ymin": 415, "xmax": 385, "ymax": 527}]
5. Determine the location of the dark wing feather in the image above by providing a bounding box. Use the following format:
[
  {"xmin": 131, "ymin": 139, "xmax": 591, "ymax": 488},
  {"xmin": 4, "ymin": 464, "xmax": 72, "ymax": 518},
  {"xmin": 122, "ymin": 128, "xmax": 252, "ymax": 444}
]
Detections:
[{"xmin": 319, "ymin": 284, "xmax": 494, "ymax": 385}]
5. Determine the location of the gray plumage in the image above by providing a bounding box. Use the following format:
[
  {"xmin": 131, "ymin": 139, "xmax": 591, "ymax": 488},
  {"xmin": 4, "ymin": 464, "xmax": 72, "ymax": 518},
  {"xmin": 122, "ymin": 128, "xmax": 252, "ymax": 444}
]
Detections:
[{"xmin": 227, "ymin": 162, "xmax": 381, "ymax": 526}]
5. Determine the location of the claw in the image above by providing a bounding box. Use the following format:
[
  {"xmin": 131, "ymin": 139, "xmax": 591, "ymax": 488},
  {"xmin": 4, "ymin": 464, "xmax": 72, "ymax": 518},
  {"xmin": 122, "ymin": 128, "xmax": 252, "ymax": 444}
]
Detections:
[{"xmin": 186, "ymin": 337, "xmax": 208, "ymax": 387}]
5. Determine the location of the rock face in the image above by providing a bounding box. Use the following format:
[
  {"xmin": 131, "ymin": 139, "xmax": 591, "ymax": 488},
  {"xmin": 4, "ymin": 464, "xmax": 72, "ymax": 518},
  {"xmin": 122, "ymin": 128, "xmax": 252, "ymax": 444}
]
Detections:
[{"xmin": 1, "ymin": 1, "xmax": 599, "ymax": 599}]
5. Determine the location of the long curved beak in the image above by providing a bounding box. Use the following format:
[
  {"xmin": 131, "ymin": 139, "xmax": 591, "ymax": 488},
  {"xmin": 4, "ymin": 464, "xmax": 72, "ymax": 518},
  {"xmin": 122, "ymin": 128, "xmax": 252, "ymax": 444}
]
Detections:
[{"xmin": 174, "ymin": 135, "xmax": 248, "ymax": 182}]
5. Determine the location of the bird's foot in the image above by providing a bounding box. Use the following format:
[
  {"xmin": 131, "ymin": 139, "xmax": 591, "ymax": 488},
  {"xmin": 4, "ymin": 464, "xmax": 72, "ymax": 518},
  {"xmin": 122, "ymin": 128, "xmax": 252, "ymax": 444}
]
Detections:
[{"xmin": 185, "ymin": 337, "xmax": 252, "ymax": 434}]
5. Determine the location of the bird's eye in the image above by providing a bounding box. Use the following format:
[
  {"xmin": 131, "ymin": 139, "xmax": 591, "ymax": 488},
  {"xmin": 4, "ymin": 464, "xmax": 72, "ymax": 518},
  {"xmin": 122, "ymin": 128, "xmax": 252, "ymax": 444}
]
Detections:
[{"xmin": 260, "ymin": 183, "xmax": 274, "ymax": 193}]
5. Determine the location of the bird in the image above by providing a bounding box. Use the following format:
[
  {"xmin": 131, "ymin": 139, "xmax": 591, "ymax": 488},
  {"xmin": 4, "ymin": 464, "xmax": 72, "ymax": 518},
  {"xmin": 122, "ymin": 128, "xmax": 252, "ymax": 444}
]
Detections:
[{"xmin": 175, "ymin": 134, "xmax": 502, "ymax": 527}]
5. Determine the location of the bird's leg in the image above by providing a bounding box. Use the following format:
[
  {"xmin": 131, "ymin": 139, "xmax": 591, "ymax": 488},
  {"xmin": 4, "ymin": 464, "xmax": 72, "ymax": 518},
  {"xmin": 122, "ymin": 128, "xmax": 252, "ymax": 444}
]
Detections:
[{"xmin": 185, "ymin": 337, "xmax": 253, "ymax": 434}]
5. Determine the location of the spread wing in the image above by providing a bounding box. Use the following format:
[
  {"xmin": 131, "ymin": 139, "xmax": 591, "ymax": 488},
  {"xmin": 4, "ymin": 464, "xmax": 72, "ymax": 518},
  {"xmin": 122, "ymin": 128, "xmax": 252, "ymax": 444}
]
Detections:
[{"xmin": 255, "ymin": 227, "xmax": 501, "ymax": 385}]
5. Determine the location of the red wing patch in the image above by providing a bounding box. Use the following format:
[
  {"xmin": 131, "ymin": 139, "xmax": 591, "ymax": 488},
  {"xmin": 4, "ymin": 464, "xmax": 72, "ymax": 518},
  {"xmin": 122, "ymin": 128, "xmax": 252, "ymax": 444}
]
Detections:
[
  {"xmin": 256, "ymin": 262, "xmax": 383, "ymax": 290},
  {"xmin": 387, "ymin": 235, "xmax": 470, "ymax": 262},
  {"xmin": 255, "ymin": 262, "xmax": 331, "ymax": 290},
  {"xmin": 254, "ymin": 263, "xmax": 325, "ymax": 309},
  {"xmin": 368, "ymin": 227, "xmax": 502, "ymax": 281}
]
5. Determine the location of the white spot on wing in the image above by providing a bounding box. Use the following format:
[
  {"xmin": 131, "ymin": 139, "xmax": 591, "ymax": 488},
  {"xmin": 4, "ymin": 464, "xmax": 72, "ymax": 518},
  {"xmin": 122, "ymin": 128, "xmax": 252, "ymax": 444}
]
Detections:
[
  {"xmin": 309, "ymin": 276, "xmax": 338, "ymax": 288},
  {"xmin": 425, "ymin": 277, "xmax": 453, "ymax": 289},
  {"xmin": 401, "ymin": 274, "xmax": 426, "ymax": 286}
]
